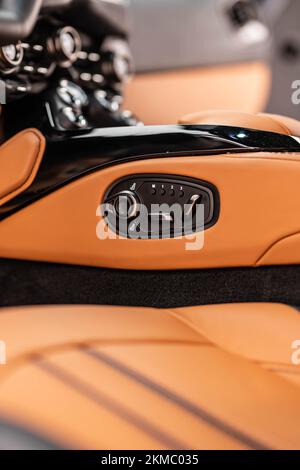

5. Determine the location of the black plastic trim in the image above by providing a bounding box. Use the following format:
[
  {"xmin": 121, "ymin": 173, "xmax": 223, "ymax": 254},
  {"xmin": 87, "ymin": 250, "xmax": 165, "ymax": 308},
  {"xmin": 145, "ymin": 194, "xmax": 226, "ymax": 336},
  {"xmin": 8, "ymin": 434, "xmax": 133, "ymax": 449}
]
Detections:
[
  {"xmin": 0, "ymin": 124, "xmax": 299, "ymax": 221},
  {"xmin": 104, "ymin": 174, "xmax": 220, "ymax": 239}
]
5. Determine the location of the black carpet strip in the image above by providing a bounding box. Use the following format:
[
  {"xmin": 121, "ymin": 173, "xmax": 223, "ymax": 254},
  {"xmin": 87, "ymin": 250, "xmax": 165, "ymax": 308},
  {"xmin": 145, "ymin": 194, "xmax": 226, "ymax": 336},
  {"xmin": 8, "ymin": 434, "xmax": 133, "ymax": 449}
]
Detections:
[{"xmin": 0, "ymin": 260, "xmax": 299, "ymax": 309}]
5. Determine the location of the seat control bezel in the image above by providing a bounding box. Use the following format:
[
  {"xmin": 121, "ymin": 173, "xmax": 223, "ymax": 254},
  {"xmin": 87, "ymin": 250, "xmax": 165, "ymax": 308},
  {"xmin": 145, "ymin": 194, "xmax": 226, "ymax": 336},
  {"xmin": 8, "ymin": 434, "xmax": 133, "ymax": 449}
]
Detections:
[{"xmin": 103, "ymin": 174, "xmax": 220, "ymax": 239}]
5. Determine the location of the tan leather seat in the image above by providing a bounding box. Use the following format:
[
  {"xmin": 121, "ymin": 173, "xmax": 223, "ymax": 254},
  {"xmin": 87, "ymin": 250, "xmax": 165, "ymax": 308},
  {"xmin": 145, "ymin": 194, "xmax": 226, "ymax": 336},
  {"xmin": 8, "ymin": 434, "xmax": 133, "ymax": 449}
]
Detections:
[
  {"xmin": 2, "ymin": 113, "xmax": 300, "ymax": 270},
  {"xmin": 0, "ymin": 113, "xmax": 300, "ymax": 450},
  {"xmin": 179, "ymin": 110, "xmax": 300, "ymax": 136},
  {"xmin": 0, "ymin": 303, "xmax": 300, "ymax": 450}
]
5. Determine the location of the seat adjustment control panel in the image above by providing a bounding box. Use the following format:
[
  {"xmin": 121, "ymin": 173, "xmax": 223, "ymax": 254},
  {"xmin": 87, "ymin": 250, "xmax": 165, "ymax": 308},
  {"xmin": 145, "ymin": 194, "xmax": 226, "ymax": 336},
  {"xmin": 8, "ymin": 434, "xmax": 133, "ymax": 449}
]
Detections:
[{"xmin": 103, "ymin": 174, "xmax": 220, "ymax": 239}]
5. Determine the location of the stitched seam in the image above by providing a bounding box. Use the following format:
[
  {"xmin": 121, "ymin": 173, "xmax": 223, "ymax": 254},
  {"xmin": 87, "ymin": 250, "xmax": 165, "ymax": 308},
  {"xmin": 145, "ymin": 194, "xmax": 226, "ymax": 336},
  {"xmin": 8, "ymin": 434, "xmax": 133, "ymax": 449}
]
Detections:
[
  {"xmin": 36, "ymin": 356, "xmax": 189, "ymax": 450},
  {"xmin": 0, "ymin": 338, "xmax": 211, "ymax": 383},
  {"xmin": 166, "ymin": 309, "xmax": 215, "ymax": 345},
  {"xmin": 262, "ymin": 116, "xmax": 292, "ymax": 135},
  {"xmin": 266, "ymin": 368, "xmax": 300, "ymax": 377},
  {"xmin": 255, "ymin": 231, "xmax": 300, "ymax": 265},
  {"xmin": 84, "ymin": 347, "xmax": 270, "ymax": 450},
  {"xmin": 223, "ymin": 154, "xmax": 300, "ymax": 162},
  {"xmin": 167, "ymin": 310, "xmax": 300, "ymax": 394},
  {"xmin": 260, "ymin": 360, "xmax": 300, "ymax": 368}
]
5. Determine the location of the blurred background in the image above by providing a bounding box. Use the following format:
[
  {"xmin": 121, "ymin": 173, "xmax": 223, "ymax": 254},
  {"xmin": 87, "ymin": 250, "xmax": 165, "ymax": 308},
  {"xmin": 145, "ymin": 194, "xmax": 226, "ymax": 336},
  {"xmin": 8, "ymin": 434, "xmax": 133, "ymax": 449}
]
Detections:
[{"xmin": 124, "ymin": 0, "xmax": 300, "ymax": 124}]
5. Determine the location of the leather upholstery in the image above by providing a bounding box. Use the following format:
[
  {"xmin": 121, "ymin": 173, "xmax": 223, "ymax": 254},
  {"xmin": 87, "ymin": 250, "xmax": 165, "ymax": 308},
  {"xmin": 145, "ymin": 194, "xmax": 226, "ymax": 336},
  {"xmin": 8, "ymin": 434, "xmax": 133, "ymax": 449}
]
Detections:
[
  {"xmin": 1, "ymin": 144, "xmax": 300, "ymax": 269},
  {"xmin": 0, "ymin": 303, "xmax": 300, "ymax": 449},
  {"xmin": 124, "ymin": 62, "xmax": 271, "ymax": 125},
  {"xmin": 1, "ymin": 114, "xmax": 300, "ymax": 270},
  {"xmin": 179, "ymin": 110, "xmax": 300, "ymax": 136},
  {"xmin": 0, "ymin": 129, "xmax": 45, "ymax": 206}
]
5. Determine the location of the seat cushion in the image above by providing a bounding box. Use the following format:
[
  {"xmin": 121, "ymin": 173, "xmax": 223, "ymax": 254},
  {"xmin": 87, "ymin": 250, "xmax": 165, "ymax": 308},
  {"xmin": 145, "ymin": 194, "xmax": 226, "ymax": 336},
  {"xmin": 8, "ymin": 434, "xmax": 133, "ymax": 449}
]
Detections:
[{"xmin": 0, "ymin": 302, "xmax": 300, "ymax": 449}]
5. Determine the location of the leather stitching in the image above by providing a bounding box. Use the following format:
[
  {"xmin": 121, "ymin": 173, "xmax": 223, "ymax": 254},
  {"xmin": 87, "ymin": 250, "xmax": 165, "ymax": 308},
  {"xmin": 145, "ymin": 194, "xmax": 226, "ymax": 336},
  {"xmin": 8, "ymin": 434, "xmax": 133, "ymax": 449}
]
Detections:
[
  {"xmin": 84, "ymin": 347, "xmax": 270, "ymax": 449},
  {"xmin": 36, "ymin": 355, "xmax": 188, "ymax": 450},
  {"xmin": 255, "ymin": 231, "xmax": 300, "ymax": 266},
  {"xmin": 261, "ymin": 115, "xmax": 292, "ymax": 135}
]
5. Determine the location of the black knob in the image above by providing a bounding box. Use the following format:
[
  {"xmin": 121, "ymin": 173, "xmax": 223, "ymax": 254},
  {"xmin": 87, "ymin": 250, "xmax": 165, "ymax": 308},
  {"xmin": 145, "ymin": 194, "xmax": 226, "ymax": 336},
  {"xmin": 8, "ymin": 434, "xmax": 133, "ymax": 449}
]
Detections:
[
  {"xmin": 0, "ymin": 42, "xmax": 24, "ymax": 74},
  {"xmin": 101, "ymin": 51, "xmax": 132, "ymax": 83},
  {"xmin": 100, "ymin": 38, "xmax": 134, "ymax": 85},
  {"xmin": 48, "ymin": 26, "xmax": 82, "ymax": 67},
  {"xmin": 57, "ymin": 80, "xmax": 88, "ymax": 108},
  {"xmin": 59, "ymin": 107, "xmax": 88, "ymax": 130}
]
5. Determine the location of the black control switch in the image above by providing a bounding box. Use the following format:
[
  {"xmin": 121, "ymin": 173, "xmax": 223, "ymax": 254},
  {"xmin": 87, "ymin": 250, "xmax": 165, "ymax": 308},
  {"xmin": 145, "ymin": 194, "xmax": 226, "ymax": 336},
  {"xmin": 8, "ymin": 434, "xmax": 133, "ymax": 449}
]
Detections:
[{"xmin": 103, "ymin": 174, "xmax": 220, "ymax": 240}]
